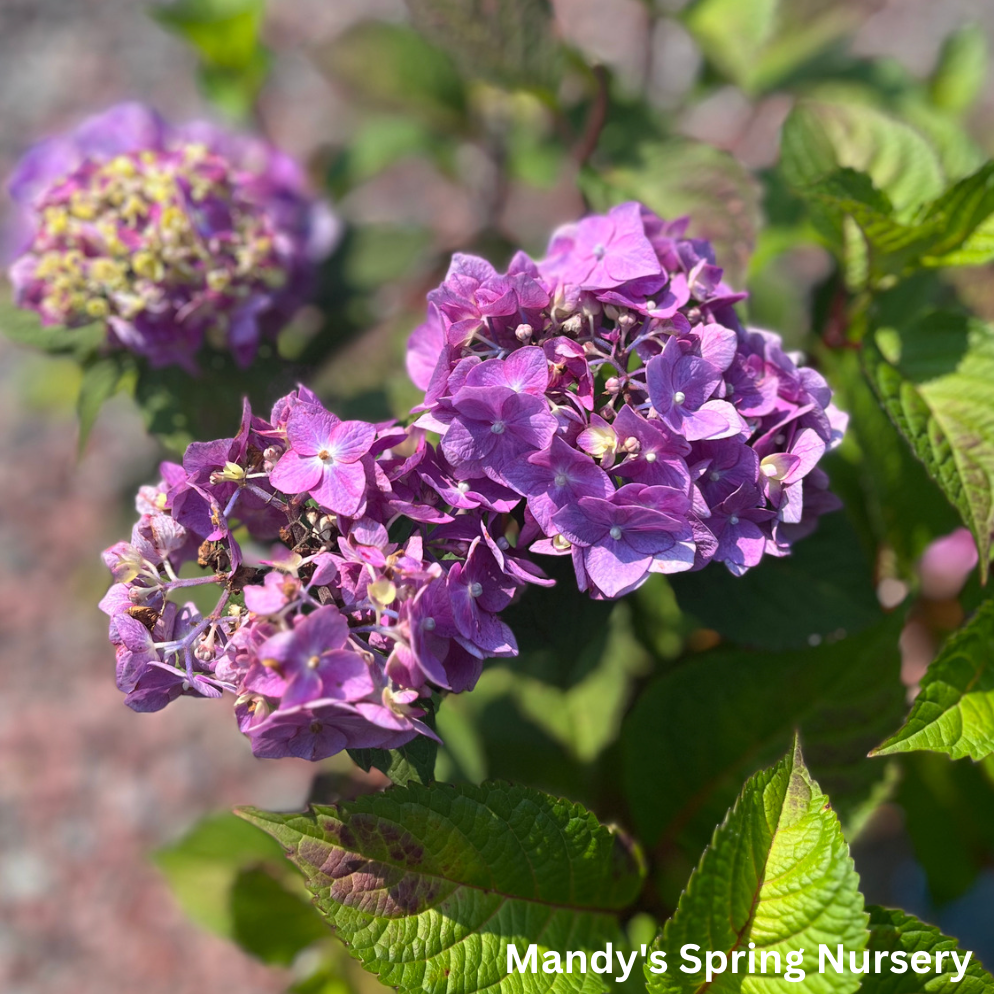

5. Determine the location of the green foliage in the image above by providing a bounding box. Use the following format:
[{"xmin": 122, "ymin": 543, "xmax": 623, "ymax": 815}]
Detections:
[
  {"xmin": 862, "ymin": 906, "xmax": 994, "ymax": 993},
  {"xmin": 77, "ymin": 353, "xmax": 134, "ymax": 451},
  {"xmin": 584, "ymin": 140, "xmax": 762, "ymax": 286},
  {"xmin": 238, "ymin": 781, "xmax": 646, "ymax": 994},
  {"xmin": 928, "ymin": 25, "xmax": 989, "ymax": 118},
  {"xmin": 670, "ymin": 509, "xmax": 881, "ymax": 650},
  {"xmin": 406, "ymin": 0, "xmax": 561, "ymax": 93},
  {"xmin": 864, "ymin": 311, "xmax": 994, "ymax": 581},
  {"xmin": 0, "ymin": 300, "xmax": 104, "ymax": 361},
  {"xmin": 622, "ymin": 616, "xmax": 904, "ymax": 858},
  {"xmin": 875, "ymin": 599, "xmax": 994, "ymax": 760},
  {"xmin": 683, "ymin": 0, "xmax": 860, "ymax": 95},
  {"xmin": 781, "ymin": 99, "xmax": 944, "ymax": 217},
  {"xmin": 646, "ymin": 739, "xmax": 868, "ymax": 994},
  {"xmin": 154, "ymin": 812, "xmax": 327, "ymax": 964},
  {"xmin": 314, "ymin": 21, "xmax": 467, "ymax": 133},
  {"xmin": 896, "ymin": 752, "xmax": 994, "ymax": 907},
  {"xmin": 826, "ymin": 346, "xmax": 960, "ymax": 575},
  {"xmin": 150, "ymin": 0, "xmax": 269, "ymax": 120}
]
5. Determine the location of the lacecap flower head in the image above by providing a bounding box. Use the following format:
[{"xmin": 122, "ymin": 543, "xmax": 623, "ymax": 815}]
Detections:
[
  {"xmin": 99, "ymin": 388, "xmax": 549, "ymax": 762},
  {"xmin": 407, "ymin": 201, "xmax": 847, "ymax": 599},
  {"xmin": 7, "ymin": 102, "xmax": 338, "ymax": 370}
]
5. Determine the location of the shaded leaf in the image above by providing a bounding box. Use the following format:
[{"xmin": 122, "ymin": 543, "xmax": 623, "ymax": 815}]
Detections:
[
  {"xmin": 230, "ymin": 866, "xmax": 330, "ymax": 966},
  {"xmin": 894, "ymin": 752, "xmax": 994, "ymax": 907},
  {"xmin": 622, "ymin": 615, "xmax": 904, "ymax": 857},
  {"xmin": 646, "ymin": 739, "xmax": 868, "ymax": 994},
  {"xmin": 861, "ymin": 906, "xmax": 993, "ymax": 993},
  {"xmin": 670, "ymin": 509, "xmax": 881, "ymax": 651},
  {"xmin": 875, "ymin": 599, "xmax": 994, "ymax": 760},
  {"xmin": 238, "ymin": 781, "xmax": 645, "ymax": 994},
  {"xmin": 863, "ymin": 311, "xmax": 994, "ymax": 581}
]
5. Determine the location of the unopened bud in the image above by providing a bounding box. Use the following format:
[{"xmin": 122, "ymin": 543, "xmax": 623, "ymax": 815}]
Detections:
[
  {"xmin": 622, "ymin": 436, "xmax": 640, "ymax": 454},
  {"xmin": 604, "ymin": 376, "xmax": 621, "ymax": 394},
  {"xmin": 209, "ymin": 460, "xmax": 245, "ymax": 485},
  {"xmin": 552, "ymin": 534, "xmax": 571, "ymax": 551},
  {"xmin": 514, "ymin": 323, "xmax": 534, "ymax": 343}
]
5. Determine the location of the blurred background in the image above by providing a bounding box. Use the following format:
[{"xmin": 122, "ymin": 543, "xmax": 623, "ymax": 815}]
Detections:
[{"xmin": 2, "ymin": 1, "xmax": 994, "ymax": 992}]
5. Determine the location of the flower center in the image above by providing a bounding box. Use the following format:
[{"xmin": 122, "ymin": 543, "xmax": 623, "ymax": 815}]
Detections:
[
  {"xmin": 554, "ymin": 471, "xmax": 569, "ymax": 487},
  {"xmin": 729, "ymin": 515, "xmax": 740, "ymax": 526},
  {"xmin": 423, "ymin": 617, "xmax": 436, "ymax": 631},
  {"xmin": 609, "ymin": 525, "xmax": 623, "ymax": 540},
  {"xmin": 645, "ymin": 451, "xmax": 657, "ymax": 463},
  {"xmin": 592, "ymin": 242, "xmax": 606, "ymax": 260},
  {"xmin": 673, "ymin": 391, "xmax": 686, "ymax": 405},
  {"xmin": 24, "ymin": 146, "xmax": 286, "ymax": 328},
  {"xmin": 490, "ymin": 421, "xmax": 506, "ymax": 435},
  {"xmin": 318, "ymin": 448, "xmax": 334, "ymax": 463},
  {"xmin": 307, "ymin": 654, "xmax": 321, "ymax": 669},
  {"xmin": 469, "ymin": 581, "xmax": 484, "ymax": 598}
]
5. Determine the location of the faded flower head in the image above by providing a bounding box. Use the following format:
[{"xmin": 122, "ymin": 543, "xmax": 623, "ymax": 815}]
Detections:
[
  {"xmin": 8, "ymin": 102, "xmax": 338, "ymax": 370},
  {"xmin": 408, "ymin": 202, "xmax": 847, "ymax": 598}
]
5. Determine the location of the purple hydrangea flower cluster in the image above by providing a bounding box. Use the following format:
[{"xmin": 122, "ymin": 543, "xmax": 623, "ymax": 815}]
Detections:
[
  {"xmin": 7, "ymin": 103, "xmax": 338, "ymax": 371},
  {"xmin": 407, "ymin": 202, "xmax": 847, "ymax": 598},
  {"xmin": 98, "ymin": 388, "xmax": 548, "ymax": 762}
]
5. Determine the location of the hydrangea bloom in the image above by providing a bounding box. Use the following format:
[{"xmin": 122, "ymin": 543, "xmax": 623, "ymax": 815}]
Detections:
[
  {"xmin": 99, "ymin": 389, "xmax": 547, "ymax": 761},
  {"xmin": 408, "ymin": 202, "xmax": 847, "ymax": 598},
  {"xmin": 7, "ymin": 103, "xmax": 337, "ymax": 370}
]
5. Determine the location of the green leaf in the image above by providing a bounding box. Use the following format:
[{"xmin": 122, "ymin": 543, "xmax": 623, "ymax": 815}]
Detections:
[
  {"xmin": 824, "ymin": 345, "xmax": 960, "ymax": 576},
  {"xmin": 863, "ymin": 311, "xmax": 994, "ymax": 581},
  {"xmin": 77, "ymin": 354, "xmax": 132, "ymax": 451},
  {"xmin": 0, "ymin": 300, "xmax": 104, "ymax": 361},
  {"xmin": 509, "ymin": 602, "xmax": 652, "ymax": 763},
  {"xmin": 229, "ymin": 866, "xmax": 330, "ymax": 966},
  {"xmin": 670, "ymin": 509, "xmax": 881, "ymax": 651},
  {"xmin": 623, "ymin": 615, "xmax": 904, "ymax": 857},
  {"xmin": 151, "ymin": 0, "xmax": 264, "ymax": 71},
  {"xmin": 683, "ymin": 0, "xmax": 860, "ymax": 95},
  {"xmin": 406, "ymin": 0, "xmax": 561, "ymax": 93},
  {"xmin": 781, "ymin": 100, "xmax": 944, "ymax": 217},
  {"xmin": 646, "ymin": 739, "xmax": 868, "ymax": 994},
  {"xmin": 861, "ymin": 906, "xmax": 993, "ymax": 993},
  {"xmin": 155, "ymin": 813, "xmax": 309, "ymax": 925},
  {"xmin": 585, "ymin": 140, "xmax": 762, "ymax": 286},
  {"xmin": 929, "ymin": 25, "xmax": 989, "ymax": 117},
  {"xmin": 313, "ymin": 21, "xmax": 467, "ymax": 133},
  {"xmin": 874, "ymin": 599, "xmax": 994, "ymax": 760},
  {"xmin": 895, "ymin": 752, "xmax": 994, "ymax": 906},
  {"xmin": 238, "ymin": 781, "xmax": 646, "ymax": 994}
]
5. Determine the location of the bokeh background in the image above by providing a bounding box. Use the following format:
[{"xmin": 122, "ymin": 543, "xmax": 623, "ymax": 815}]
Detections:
[{"xmin": 2, "ymin": 1, "xmax": 994, "ymax": 992}]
